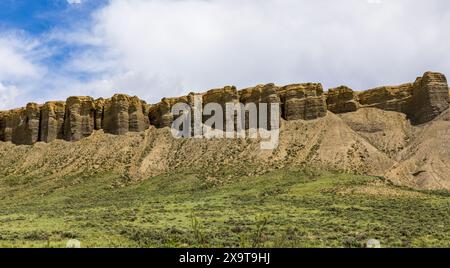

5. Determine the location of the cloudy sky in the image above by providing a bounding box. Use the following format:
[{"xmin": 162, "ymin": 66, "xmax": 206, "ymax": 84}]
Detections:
[{"xmin": 0, "ymin": 0, "xmax": 449, "ymax": 109}]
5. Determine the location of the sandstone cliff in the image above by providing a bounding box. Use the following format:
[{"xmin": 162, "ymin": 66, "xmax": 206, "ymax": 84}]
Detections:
[
  {"xmin": 1, "ymin": 72, "xmax": 449, "ymax": 145},
  {"xmin": 103, "ymin": 94, "xmax": 150, "ymax": 135},
  {"xmin": 278, "ymin": 83, "xmax": 327, "ymax": 121},
  {"xmin": 40, "ymin": 101, "xmax": 66, "ymax": 143},
  {"xmin": 325, "ymin": 72, "xmax": 449, "ymax": 124},
  {"xmin": 1, "ymin": 71, "xmax": 450, "ymax": 190},
  {"xmin": 326, "ymin": 86, "xmax": 359, "ymax": 114}
]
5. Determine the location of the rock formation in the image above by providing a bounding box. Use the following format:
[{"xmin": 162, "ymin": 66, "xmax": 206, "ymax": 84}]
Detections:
[
  {"xmin": 0, "ymin": 104, "xmax": 41, "ymax": 145},
  {"xmin": 103, "ymin": 94, "xmax": 150, "ymax": 135},
  {"xmin": 325, "ymin": 72, "xmax": 449, "ymax": 124},
  {"xmin": 0, "ymin": 71, "xmax": 448, "ymax": 145},
  {"xmin": 0, "ymin": 112, "xmax": 4, "ymax": 142},
  {"xmin": 239, "ymin": 83, "xmax": 280, "ymax": 129},
  {"xmin": 408, "ymin": 72, "xmax": 449, "ymax": 124},
  {"xmin": 202, "ymin": 86, "xmax": 240, "ymax": 130},
  {"xmin": 149, "ymin": 96, "xmax": 189, "ymax": 128},
  {"xmin": 277, "ymin": 83, "xmax": 327, "ymax": 120},
  {"xmin": 239, "ymin": 84, "xmax": 280, "ymax": 105},
  {"xmin": 40, "ymin": 101, "xmax": 66, "ymax": 143},
  {"xmin": 356, "ymin": 83, "xmax": 413, "ymax": 114},
  {"xmin": 64, "ymin": 96, "xmax": 96, "ymax": 142},
  {"xmin": 94, "ymin": 98, "xmax": 106, "ymax": 130},
  {"xmin": 326, "ymin": 86, "xmax": 359, "ymax": 114}
]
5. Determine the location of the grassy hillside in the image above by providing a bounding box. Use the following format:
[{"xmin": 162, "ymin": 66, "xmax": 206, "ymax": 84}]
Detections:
[{"xmin": 0, "ymin": 167, "xmax": 449, "ymax": 248}]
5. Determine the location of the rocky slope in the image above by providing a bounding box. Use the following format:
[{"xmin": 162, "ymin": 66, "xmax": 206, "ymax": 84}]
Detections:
[{"xmin": 0, "ymin": 71, "xmax": 449, "ymax": 190}]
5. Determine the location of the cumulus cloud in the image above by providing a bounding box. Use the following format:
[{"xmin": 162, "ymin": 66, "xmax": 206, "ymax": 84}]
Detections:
[
  {"xmin": 67, "ymin": 0, "xmax": 82, "ymax": 4},
  {"xmin": 2, "ymin": 0, "xmax": 450, "ymax": 109},
  {"xmin": 65, "ymin": 0, "xmax": 450, "ymax": 103},
  {"xmin": 0, "ymin": 34, "xmax": 47, "ymax": 109},
  {"xmin": 0, "ymin": 83, "xmax": 21, "ymax": 110},
  {"xmin": 0, "ymin": 35, "xmax": 42, "ymax": 81}
]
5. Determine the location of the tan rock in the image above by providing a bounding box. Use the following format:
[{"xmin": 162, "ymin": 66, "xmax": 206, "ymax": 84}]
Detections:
[
  {"xmin": 149, "ymin": 96, "xmax": 189, "ymax": 128},
  {"xmin": 40, "ymin": 101, "xmax": 66, "ymax": 143},
  {"xmin": 326, "ymin": 86, "xmax": 359, "ymax": 114},
  {"xmin": 142, "ymin": 102, "xmax": 152, "ymax": 127},
  {"xmin": 203, "ymin": 86, "xmax": 239, "ymax": 130},
  {"xmin": 346, "ymin": 72, "xmax": 448, "ymax": 125},
  {"xmin": 64, "ymin": 96, "xmax": 95, "ymax": 141},
  {"xmin": 277, "ymin": 83, "xmax": 327, "ymax": 120},
  {"xmin": 103, "ymin": 95, "xmax": 128, "ymax": 135},
  {"xmin": 408, "ymin": 72, "xmax": 449, "ymax": 124},
  {"xmin": 0, "ymin": 108, "xmax": 23, "ymax": 143},
  {"xmin": 239, "ymin": 83, "xmax": 280, "ymax": 104},
  {"xmin": 357, "ymin": 83, "xmax": 413, "ymax": 114},
  {"xmin": 0, "ymin": 104, "xmax": 41, "ymax": 145},
  {"xmin": 203, "ymin": 86, "xmax": 239, "ymax": 105},
  {"xmin": 103, "ymin": 94, "xmax": 150, "ymax": 135},
  {"xmin": 0, "ymin": 111, "xmax": 5, "ymax": 142},
  {"xmin": 239, "ymin": 83, "xmax": 280, "ymax": 129},
  {"xmin": 129, "ymin": 98, "xmax": 150, "ymax": 133},
  {"xmin": 94, "ymin": 98, "xmax": 106, "ymax": 130}
]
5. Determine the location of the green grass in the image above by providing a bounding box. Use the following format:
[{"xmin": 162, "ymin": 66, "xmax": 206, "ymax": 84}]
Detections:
[{"xmin": 0, "ymin": 167, "xmax": 449, "ymax": 248}]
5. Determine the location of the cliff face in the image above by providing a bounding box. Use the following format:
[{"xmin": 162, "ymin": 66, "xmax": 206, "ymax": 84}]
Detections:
[
  {"xmin": 326, "ymin": 86, "xmax": 359, "ymax": 114},
  {"xmin": 40, "ymin": 101, "xmax": 65, "ymax": 143},
  {"xmin": 325, "ymin": 72, "xmax": 449, "ymax": 124},
  {"xmin": 0, "ymin": 71, "xmax": 449, "ymax": 145},
  {"xmin": 103, "ymin": 94, "xmax": 150, "ymax": 135},
  {"xmin": 0, "ymin": 104, "xmax": 41, "ymax": 145},
  {"xmin": 409, "ymin": 72, "xmax": 449, "ymax": 124},
  {"xmin": 278, "ymin": 83, "xmax": 327, "ymax": 121}
]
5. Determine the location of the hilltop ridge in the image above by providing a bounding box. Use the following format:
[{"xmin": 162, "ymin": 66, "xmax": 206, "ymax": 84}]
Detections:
[
  {"xmin": 0, "ymin": 72, "xmax": 449, "ymax": 190},
  {"xmin": 1, "ymin": 71, "xmax": 448, "ymax": 145}
]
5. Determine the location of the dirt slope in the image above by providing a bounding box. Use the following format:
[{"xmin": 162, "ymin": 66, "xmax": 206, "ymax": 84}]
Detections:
[
  {"xmin": 0, "ymin": 109, "xmax": 448, "ymax": 190},
  {"xmin": 385, "ymin": 110, "xmax": 450, "ymax": 189}
]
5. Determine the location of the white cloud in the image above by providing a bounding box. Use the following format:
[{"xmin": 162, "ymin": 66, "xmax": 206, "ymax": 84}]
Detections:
[
  {"xmin": 0, "ymin": 34, "xmax": 47, "ymax": 109},
  {"xmin": 367, "ymin": 0, "xmax": 383, "ymax": 4},
  {"xmin": 0, "ymin": 82, "xmax": 22, "ymax": 110},
  {"xmin": 2, "ymin": 0, "xmax": 450, "ymax": 110},
  {"xmin": 67, "ymin": 0, "xmax": 82, "ymax": 4},
  {"xmin": 0, "ymin": 35, "xmax": 42, "ymax": 81},
  {"xmin": 66, "ymin": 0, "xmax": 450, "ymax": 104}
]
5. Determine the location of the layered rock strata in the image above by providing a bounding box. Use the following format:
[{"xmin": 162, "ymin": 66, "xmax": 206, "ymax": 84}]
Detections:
[
  {"xmin": 325, "ymin": 72, "xmax": 449, "ymax": 124},
  {"xmin": 1, "ymin": 72, "xmax": 448, "ymax": 145}
]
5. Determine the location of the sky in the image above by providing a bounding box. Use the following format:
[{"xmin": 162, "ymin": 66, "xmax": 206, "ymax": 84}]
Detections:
[{"xmin": 1, "ymin": 0, "xmax": 450, "ymax": 110}]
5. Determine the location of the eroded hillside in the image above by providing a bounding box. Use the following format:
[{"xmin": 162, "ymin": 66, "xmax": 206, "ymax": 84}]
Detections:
[{"xmin": 0, "ymin": 71, "xmax": 449, "ymax": 190}]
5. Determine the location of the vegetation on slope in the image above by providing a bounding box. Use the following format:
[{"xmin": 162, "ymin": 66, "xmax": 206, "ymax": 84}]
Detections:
[{"xmin": 0, "ymin": 167, "xmax": 449, "ymax": 248}]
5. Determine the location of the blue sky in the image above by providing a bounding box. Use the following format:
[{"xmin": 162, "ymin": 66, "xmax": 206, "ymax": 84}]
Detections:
[
  {"xmin": 0, "ymin": 0, "xmax": 106, "ymax": 33},
  {"xmin": 1, "ymin": 0, "xmax": 450, "ymax": 110},
  {"xmin": 0, "ymin": 0, "xmax": 106, "ymax": 73},
  {"xmin": 0, "ymin": 0, "xmax": 109, "ymax": 108}
]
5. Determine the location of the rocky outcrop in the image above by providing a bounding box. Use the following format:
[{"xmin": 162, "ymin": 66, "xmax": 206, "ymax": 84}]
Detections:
[
  {"xmin": 0, "ymin": 112, "xmax": 5, "ymax": 142},
  {"xmin": 0, "ymin": 71, "xmax": 449, "ymax": 145},
  {"xmin": 103, "ymin": 94, "xmax": 150, "ymax": 135},
  {"xmin": 202, "ymin": 86, "xmax": 239, "ymax": 130},
  {"xmin": 203, "ymin": 86, "xmax": 239, "ymax": 105},
  {"xmin": 277, "ymin": 83, "xmax": 327, "ymax": 120},
  {"xmin": 239, "ymin": 84, "xmax": 281, "ymax": 129},
  {"xmin": 94, "ymin": 98, "xmax": 106, "ymax": 130},
  {"xmin": 129, "ymin": 99, "xmax": 150, "ymax": 133},
  {"xmin": 408, "ymin": 72, "xmax": 449, "ymax": 124},
  {"xmin": 149, "ymin": 96, "xmax": 189, "ymax": 128},
  {"xmin": 326, "ymin": 86, "xmax": 359, "ymax": 114},
  {"xmin": 0, "ymin": 104, "xmax": 41, "ymax": 145},
  {"xmin": 64, "ymin": 96, "xmax": 96, "ymax": 142},
  {"xmin": 328, "ymin": 72, "xmax": 449, "ymax": 125},
  {"xmin": 0, "ymin": 110, "xmax": 16, "ymax": 142},
  {"xmin": 40, "ymin": 101, "xmax": 66, "ymax": 143},
  {"xmin": 356, "ymin": 83, "xmax": 413, "ymax": 114}
]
